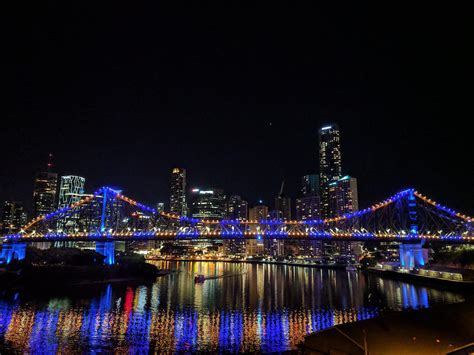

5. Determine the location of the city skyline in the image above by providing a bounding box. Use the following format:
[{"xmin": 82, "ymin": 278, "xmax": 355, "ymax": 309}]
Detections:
[
  {"xmin": 2, "ymin": 3, "xmax": 472, "ymax": 216},
  {"xmin": 1, "ymin": 119, "xmax": 472, "ymax": 219}
]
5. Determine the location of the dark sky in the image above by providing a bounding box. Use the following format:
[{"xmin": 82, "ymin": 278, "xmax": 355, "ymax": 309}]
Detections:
[{"xmin": 2, "ymin": 2, "xmax": 472, "ymax": 215}]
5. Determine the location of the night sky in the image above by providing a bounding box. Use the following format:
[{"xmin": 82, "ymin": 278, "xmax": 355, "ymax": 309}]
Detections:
[{"xmin": 3, "ymin": 2, "xmax": 472, "ymax": 215}]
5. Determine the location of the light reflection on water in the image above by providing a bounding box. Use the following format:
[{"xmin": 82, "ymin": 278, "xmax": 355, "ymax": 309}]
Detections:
[{"xmin": 0, "ymin": 261, "xmax": 465, "ymax": 352}]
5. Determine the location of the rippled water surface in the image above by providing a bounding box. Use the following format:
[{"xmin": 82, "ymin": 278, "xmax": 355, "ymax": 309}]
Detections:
[{"xmin": 0, "ymin": 261, "xmax": 466, "ymax": 352}]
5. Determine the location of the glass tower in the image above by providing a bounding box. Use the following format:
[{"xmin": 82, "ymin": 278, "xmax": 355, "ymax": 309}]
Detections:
[
  {"xmin": 170, "ymin": 168, "xmax": 187, "ymax": 216},
  {"xmin": 319, "ymin": 124, "xmax": 342, "ymax": 218},
  {"xmin": 33, "ymin": 172, "xmax": 58, "ymax": 218},
  {"xmin": 190, "ymin": 188, "xmax": 226, "ymax": 219}
]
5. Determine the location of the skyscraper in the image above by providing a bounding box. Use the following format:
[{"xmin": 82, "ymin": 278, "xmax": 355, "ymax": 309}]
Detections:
[
  {"xmin": 170, "ymin": 168, "xmax": 187, "ymax": 216},
  {"xmin": 328, "ymin": 175, "xmax": 359, "ymax": 216},
  {"xmin": 226, "ymin": 195, "xmax": 248, "ymax": 220},
  {"xmin": 1, "ymin": 201, "xmax": 27, "ymax": 234},
  {"xmin": 319, "ymin": 124, "xmax": 342, "ymax": 218},
  {"xmin": 57, "ymin": 175, "xmax": 85, "ymax": 231},
  {"xmin": 190, "ymin": 188, "xmax": 226, "ymax": 219},
  {"xmin": 32, "ymin": 154, "xmax": 58, "ymax": 218},
  {"xmin": 328, "ymin": 175, "xmax": 361, "ymax": 263}
]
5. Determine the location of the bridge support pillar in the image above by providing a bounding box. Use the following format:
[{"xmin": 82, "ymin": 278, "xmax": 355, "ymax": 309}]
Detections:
[
  {"xmin": 0, "ymin": 242, "xmax": 27, "ymax": 264},
  {"xmin": 399, "ymin": 243, "xmax": 428, "ymax": 270},
  {"xmin": 95, "ymin": 241, "xmax": 115, "ymax": 265}
]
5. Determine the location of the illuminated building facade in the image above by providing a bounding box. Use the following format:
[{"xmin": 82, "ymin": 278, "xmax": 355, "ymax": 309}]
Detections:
[
  {"xmin": 57, "ymin": 175, "xmax": 85, "ymax": 231},
  {"xmin": 328, "ymin": 175, "xmax": 359, "ymax": 216},
  {"xmin": 170, "ymin": 168, "xmax": 187, "ymax": 216},
  {"xmin": 33, "ymin": 172, "xmax": 58, "ymax": 218},
  {"xmin": 295, "ymin": 195, "xmax": 321, "ymax": 220},
  {"xmin": 328, "ymin": 175, "xmax": 360, "ymax": 263},
  {"xmin": 224, "ymin": 195, "xmax": 247, "ymax": 256},
  {"xmin": 226, "ymin": 195, "xmax": 248, "ymax": 220},
  {"xmin": 247, "ymin": 204, "xmax": 268, "ymax": 256},
  {"xmin": 191, "ymin": 188, "xmax": 226, "ymax": 219},
  {"xmin": 319, "ymin": 124, "xmax": 342, "ymax": 218},
  {"xmin": 1, "ymin": 201, "xmax": 27, "ymax": 234}
]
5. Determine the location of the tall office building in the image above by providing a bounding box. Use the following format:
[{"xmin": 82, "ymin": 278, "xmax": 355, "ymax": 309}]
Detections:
[
  {"xmin": 328, "ymin": 175, "xmax": 361, "ymax": 263},
  {"xmin": 170, "ymin": 168, "xmax": 187, "ymax": 216},
  {"xmin": 32, "ymin": 154, "xmax": 58, "ymax": 218},
  {"xmin": 1, "ymin": 201, "xmax": 27, "ymax": 234},
  {"xmin": 226, "ymin": 195, "xmax": 248, "ymax": 220},
  {"xmin": 57, "ymin": 175, "xmax": 85, "ymax": 231},
  {"xmin": 319, "ymin": 124, "xmax": 342, "ymax": 218},
  {"xmin": 302, "ymin": 174, "xmax": 319, "ymax": 196},
  {"xmin": 328, "ymin": 176, "xmax": 359, "ymax": 216},
  {"xmin": 190, "ymin": 188, "xmax": 226, "ymax": 219}
]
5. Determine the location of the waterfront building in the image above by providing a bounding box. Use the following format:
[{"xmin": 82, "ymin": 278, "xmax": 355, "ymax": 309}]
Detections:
[
  {"xmin": 190, "ymin": 188, "xmax": 226, "ymax": 219},
  {"xmin": 319, "ymin": 124, "xmax": 342, "ymax": 218},
  {"xmin": 170, "ymin": 168, "xmax": 187, "ymax": 216},
  {"xmin": 1, "ymin": 201, "xmax": 27, "ymax": 234}
]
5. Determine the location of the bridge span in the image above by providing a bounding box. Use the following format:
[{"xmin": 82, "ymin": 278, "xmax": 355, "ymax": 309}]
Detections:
[{"xmin": 1, "ymin": 186, "xmax": 472, "ymax": 266}]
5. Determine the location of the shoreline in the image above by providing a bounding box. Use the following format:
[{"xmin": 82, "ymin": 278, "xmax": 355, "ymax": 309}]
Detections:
[
  {"xmin": 0, "ymin": 267, "xmax": 172, "ymax": 292},
  {"xmin": 147, "ymin": 257, "xmax": 348, "ymax": 269},
  {"xmin": 366, "ymin": 267, "xmax": 474, "ymax": 290}
]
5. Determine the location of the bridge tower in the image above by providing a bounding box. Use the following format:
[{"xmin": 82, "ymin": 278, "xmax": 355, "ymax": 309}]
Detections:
[
  {"xmin": 95, "ymin": 187, "xmax": 115, "ymax": 265},
  {"xmin": 0, "ymin": 242, "xmax": 27, "ymax": 264},
  {"xmin": 399, "ymin": 189, "xmax": 426, "ymax": 269}
]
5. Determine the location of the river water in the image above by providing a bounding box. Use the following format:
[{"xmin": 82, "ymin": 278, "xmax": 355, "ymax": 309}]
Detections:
[{"xmin": 0, "ymin": 261, "xmax": 466, "ymax": 352}]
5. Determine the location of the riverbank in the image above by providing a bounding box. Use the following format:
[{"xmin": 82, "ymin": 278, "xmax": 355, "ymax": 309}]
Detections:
[
  {"xmin": 0, "ymin": 265, "xmax": 171, "ymax": 292},
  {"xmin": 147, "ymin": 257, "xmax": 348, "ymax": 269},
  {"xmin": 367, "ymin": 267, "xmax": 474, "ymax": 290},
  {"xmin": 0, "ymin": 248, "xmax": 172, "ymax": 292}
]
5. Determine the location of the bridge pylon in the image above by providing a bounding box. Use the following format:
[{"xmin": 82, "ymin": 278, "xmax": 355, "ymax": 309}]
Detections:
[
  {"xmin": 0, "ymin": 242, "xmax": 26, "ymax": 264},
  {"xmin": 95, "ymin": 240, "xmax": 115, "ymax": 265}
]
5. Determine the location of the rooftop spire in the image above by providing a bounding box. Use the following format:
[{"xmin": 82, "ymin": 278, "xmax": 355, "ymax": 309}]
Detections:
[{"xmin": 47, "ymin": 153, "xmax": 53, "ymax": 171}]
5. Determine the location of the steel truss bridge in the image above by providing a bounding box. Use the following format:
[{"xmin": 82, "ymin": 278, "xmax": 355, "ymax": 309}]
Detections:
[{"xmin": 2, "ymin": 186, "xmax": 473, "ymax": 243}]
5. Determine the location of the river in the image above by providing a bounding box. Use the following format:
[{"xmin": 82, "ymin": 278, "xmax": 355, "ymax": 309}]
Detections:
[{"xmin": 0, "ymin": 261, "xmax": 466, "ymax": 352}]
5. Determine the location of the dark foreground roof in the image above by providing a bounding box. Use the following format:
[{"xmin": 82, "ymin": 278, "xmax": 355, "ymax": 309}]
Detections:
[{"xmin": 301, "ymin": 301, "xmax": 474, "ymax": 354}]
